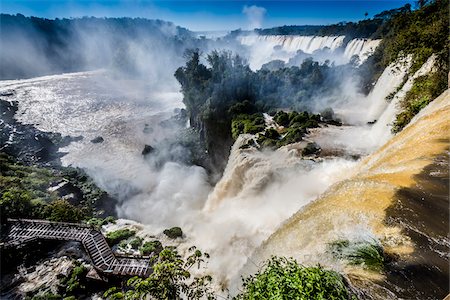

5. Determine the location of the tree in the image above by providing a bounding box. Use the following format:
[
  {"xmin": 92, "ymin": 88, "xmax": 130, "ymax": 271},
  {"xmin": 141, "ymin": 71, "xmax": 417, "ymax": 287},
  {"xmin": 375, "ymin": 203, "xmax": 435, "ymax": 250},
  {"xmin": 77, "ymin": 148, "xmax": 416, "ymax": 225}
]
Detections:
[{"xmin": 104, "ymin": 247, "xmax": 215, "ymax": 300}]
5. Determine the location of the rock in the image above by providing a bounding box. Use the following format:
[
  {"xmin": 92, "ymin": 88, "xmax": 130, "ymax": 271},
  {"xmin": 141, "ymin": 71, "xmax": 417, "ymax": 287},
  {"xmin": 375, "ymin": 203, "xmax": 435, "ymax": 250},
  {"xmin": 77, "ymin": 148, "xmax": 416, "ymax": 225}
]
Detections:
[
  {"xmin": 142, "ymin": 144, "xmax": 155, "ymax": 156},
  {"xmin": 90, "ymin": 136, "xmax": 104, "ymax": 143},
  {"xmin": 163, "ymin": 227, "xmax": 183, "ymax": 239}
]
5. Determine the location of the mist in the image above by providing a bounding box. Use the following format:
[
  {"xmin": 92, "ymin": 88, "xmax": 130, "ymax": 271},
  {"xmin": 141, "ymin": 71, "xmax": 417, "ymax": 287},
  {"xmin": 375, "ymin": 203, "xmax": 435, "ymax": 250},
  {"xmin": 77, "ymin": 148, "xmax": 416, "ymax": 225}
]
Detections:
[{"xmin": 0, "ymin": 11, "xmax": 413, "ymax": 294}]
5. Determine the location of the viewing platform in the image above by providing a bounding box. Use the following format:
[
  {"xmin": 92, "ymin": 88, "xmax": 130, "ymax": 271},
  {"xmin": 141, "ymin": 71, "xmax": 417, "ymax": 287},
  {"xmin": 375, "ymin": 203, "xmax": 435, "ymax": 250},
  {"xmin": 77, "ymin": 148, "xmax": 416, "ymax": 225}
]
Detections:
[{"xmin": 1, "ymin": 219, "xmax": 152, "ymax": 277}]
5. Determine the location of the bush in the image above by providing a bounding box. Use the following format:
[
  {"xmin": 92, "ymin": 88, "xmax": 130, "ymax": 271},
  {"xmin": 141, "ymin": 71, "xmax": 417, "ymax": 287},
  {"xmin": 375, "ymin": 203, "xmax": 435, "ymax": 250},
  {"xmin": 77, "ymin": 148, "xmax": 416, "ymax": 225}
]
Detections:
[
  {"xmin": 328, "ymin": 239, "xmax": 385, "ymax": 271},
  {"xmin": 235, "ymin": 256, "xmax": 354, "ymax": 300},
  {"xmin": 87, "ymin": 216, "xmax": 116, "ymax": 229},
  {"xmin": 104, "ymin": 247, "xmax": 214, "ymax": 300},
  {"xmin": 106, "ymin": 229, "xmax": 136, "ymax": 246},
  {"xmin": 273, "ymin": 111, "xmax": 289, "ymax": 127},
  {"xmin": 302, "ymin": 142, "xmax": 321, "ymax": 156},
  {"xmin": 163, "ymin": 227, "xmax": 183, "ymax": 239},
  {"xmin": 59, "ymin": 262, "xmax": 88, "ymax": 297},
  {"xmin": 129, "ymin": 237, "xmax": 143, "ymax": 250},
  {"xmin": 0, "ymin": 189, "xmax": 33, "ymax": 219},
  {"xmin": 392, "ymin": 72, "xmax": 446, "ymax": 133},
  {"xmin": 231, "ymin": 113, "xmax": 266, "ymax": 139},
  {"xmin": 140, "ymin": 240, "xmax": 163, "ymax": 256},
  {"xmin": 44, "ymin": 199, "xmax": 86, "ymax": 223}
]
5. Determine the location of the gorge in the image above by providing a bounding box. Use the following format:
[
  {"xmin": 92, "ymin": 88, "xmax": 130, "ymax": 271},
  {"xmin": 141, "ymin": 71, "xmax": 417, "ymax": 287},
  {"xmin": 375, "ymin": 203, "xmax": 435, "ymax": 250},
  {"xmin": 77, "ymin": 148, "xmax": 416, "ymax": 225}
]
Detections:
[{"xmin": 0, "ymin": 1, "xmax": 448, "ymax": 299}]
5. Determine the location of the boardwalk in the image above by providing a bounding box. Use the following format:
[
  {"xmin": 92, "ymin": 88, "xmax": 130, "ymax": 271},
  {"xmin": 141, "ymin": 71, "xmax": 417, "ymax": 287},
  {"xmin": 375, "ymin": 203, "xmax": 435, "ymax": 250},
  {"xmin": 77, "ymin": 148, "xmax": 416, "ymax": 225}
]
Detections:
[{"xmin": 1, "ymin": 219, "xmax": 152, "ymax": 277}]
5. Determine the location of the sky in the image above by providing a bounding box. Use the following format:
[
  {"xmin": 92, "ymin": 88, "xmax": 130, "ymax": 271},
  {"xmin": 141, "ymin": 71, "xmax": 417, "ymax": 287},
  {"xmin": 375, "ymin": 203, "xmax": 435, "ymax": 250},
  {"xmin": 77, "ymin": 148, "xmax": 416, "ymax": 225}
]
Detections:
[{"xmin": 0, "ymin": 1, "xmax": 414, "ymax": 31}]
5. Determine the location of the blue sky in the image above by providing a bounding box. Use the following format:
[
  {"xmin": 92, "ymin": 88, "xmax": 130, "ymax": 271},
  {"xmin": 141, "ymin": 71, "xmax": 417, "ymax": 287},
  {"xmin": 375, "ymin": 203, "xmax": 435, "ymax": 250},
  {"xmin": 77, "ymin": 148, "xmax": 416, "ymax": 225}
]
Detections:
[{"xmin": 0, "ymin": 1, "xmax": 414, "ymax": 31}]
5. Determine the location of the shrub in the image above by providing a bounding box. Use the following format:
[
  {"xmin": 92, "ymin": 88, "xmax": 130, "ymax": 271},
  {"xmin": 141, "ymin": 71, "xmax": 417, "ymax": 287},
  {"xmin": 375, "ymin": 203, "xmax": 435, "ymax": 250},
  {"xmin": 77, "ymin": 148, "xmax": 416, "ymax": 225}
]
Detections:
[
  {"xmin": 104, "ymin": 247, "xmax": 214, "ymax": 300},
  {"xmin": 392, "ymin": 72, "xmax": 446, "ymax": 133},
  {"xmin": 44, "ymin": 199, "xmax": 86, "ymax": 223},
  {"xmin": 273, "ymin": 111, "xmax": 289, "ymax": 127},
  {"xmin": 106, "ymin": 229, "xmax": 136, "ymax": 246},
  {"xmin": 163, "ymin": 227, "xmax": 183, "ymax": 239},
  {"xmin": 129, "ymin": 237, "xmax": 143, "ymax": 250},
  {"xmin": 140, "ymin": 240, "xmax": 163, "ymax": 256},
  {"xmin": 235, "ymin": 256, "xmax": 354, "ymax": 300},
  {"xmin": 328, "ymin": 239, "xmax": 385, "ymax": 271}
]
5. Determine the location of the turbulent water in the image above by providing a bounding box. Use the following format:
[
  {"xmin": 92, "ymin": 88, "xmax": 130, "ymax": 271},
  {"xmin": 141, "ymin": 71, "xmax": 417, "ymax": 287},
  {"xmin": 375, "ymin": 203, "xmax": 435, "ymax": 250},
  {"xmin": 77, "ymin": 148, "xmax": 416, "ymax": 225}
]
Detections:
[
  {"xmin": 239, "ymin": 35, "xmax": 381, "ymax": 69},
  {"xmin": 245, "ymin": 91, "xmax": 449, "ymax": 298},
  {"xmin": 0, "ymin": 49, "xmax": 443, "ymax": 298}
]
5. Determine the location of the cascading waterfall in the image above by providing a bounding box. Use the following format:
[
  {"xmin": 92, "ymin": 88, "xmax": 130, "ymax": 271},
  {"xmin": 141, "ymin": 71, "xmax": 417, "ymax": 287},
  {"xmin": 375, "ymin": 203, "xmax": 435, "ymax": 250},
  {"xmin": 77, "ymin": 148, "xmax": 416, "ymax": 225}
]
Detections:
[
  {"xmin": 244, "ymin": 88, "xmax": 449, "ymax": 299},
  {"xmin": 343, "ymin": 38, "xmax": 381, "ymax": 62},
  {"xmin": 238, "ymin": 34, "xmax": 381, "ymax": 69},
  {"xmin": 239, "ymin": 35, "xmax": 346, "ymax": 53}
]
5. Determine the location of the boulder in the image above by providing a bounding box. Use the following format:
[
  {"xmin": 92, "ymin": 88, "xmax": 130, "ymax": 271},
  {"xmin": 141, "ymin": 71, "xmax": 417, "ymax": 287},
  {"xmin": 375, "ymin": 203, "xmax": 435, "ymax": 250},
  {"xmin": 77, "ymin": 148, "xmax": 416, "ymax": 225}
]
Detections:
[
  {"xmin": 90, "ymin": 136, "xmax": 104, "ymax": 143},
  {"xmin": 142, "ymin": 144, "xmax": 155, "ymax": 156}
]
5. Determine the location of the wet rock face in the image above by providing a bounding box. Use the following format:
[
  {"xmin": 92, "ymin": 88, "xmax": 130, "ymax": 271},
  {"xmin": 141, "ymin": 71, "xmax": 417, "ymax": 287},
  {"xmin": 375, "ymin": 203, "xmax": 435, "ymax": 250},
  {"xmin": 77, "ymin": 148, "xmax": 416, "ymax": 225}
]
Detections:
[{"xmin": 0, "ymin": 99, "xmax": 82, "ymax": 166}]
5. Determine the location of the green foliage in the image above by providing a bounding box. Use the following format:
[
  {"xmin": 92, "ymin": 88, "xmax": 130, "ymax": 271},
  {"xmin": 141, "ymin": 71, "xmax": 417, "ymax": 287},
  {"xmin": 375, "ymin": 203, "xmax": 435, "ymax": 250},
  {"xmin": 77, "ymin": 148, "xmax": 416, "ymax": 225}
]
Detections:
[
  {"xmin": 302, "ymin": 142, "xmax": 321, "ymax": 156},
  {"xmin": 104, "ymin": 247, "xmax": 215, "ymax": 300},
  {"xmin": 175, "ymin": 50, "xmax": 340, "ymax": 165},
  {"xmin": 106, "ymin": 229, "xmax": 136, "ymax": 246},
  {"xmin": 254, "ymin": 110, "xmax": 319, "ymax": 149},
  {"xmin": 235, "ymin": 256, "xmax": 353, "ymax": 300},
  {"xmin": 273, "ymin": 111, "xmax": 289, "ymax": 127},
  {"xmin": 86, "ymin": 216, "xmax": 116, "ymax": 229},
  {"xmin": 59, "ymin": 262, "xmax": 89, "ymax": 298},
  {"xmin": 0, "ymin": 152, "xmax": 110, "ymax": 222},
  {"xmin": 129, "ymin": 237, "xmax": 144, "ymax": 250},
  {"xmin": 231, "ymin": 114, "xmax": 266, "ymax": 139},
  {"xmin": 328, "ymin": 239, "xmax": 385, "ymax": 271},
  {"xmin": 45, "ymin": 199, "xmax": 86, "ymax": 222},
  {"xmin": 0, "ymin": 188, "xmax": 33, "ymax": 219},
  {"xmin": 140, "ymin": 240, "xmax": 163, "ymax": 256},
  {"xmin": 392, "ymin": 72, "xmax": 447, "ymax": 133},
  {"xmin": 163, "ymin": 226, "xmax": 183, "ymax": 239}
]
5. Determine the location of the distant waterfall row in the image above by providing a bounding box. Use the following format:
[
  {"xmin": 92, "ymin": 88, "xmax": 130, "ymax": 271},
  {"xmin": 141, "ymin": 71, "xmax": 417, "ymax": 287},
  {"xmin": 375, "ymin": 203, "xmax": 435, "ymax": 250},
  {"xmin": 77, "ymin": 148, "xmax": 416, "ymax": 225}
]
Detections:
[
  {"xmin": 239, "ymin": 35, "xmax": 381, "ymax": 64},
  {"xmin": 239, "ymin": 35, "xmax": 346, "ymax": 54}
]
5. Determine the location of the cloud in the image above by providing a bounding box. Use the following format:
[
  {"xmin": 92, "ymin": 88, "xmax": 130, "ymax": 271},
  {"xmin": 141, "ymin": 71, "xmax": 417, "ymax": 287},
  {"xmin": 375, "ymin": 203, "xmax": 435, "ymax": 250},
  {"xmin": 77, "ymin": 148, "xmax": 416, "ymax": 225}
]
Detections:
[{"xmin": 242, "ymin": 5, "xmax": 266, "ymax": 29}]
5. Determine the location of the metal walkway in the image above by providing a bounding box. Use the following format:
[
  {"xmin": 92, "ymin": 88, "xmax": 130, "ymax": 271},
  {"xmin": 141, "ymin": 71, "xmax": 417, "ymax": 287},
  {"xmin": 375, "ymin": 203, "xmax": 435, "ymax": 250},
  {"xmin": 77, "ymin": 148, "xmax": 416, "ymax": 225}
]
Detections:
[{"xmin": 1, "ymin": 219, "xmax": 152, "ymax": 277}]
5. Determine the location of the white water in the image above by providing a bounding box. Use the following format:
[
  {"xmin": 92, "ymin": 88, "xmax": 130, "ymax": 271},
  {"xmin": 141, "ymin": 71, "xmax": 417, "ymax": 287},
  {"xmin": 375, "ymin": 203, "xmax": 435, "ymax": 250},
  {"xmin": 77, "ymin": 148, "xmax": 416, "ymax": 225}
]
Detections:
[
  {"xmin": 239, "ymin": 35, "xmax": 381, "ymax": 69},
  {"xmin": 239, "ymin": 35, "xmax": 345, "ymax": 54},
  {"xmin": 343, "ymin": 38, "xmax": 382, "ymax": 62},
  {"xmin": 0, "ymin": 53, "xmax": 437, "ymax": 293}
]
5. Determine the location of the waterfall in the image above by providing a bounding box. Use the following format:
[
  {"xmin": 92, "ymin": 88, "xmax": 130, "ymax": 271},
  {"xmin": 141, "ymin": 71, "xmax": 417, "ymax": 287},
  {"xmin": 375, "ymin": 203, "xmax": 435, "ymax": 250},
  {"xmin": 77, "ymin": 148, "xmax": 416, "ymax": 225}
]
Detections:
[
  {"xmin": 369, "ymin": 55, "xmax": 436, "ymax": 143},
  {"xmin": 238, "ymin": 35, "xmax": 381, "ymax": 69},
  {"xmin": 343, "ymin": 38, "xmax": 382, "ymax": 62},
  {"xmin": 243, "ymin": 66, "xmax": 449, "ymax": 299},
  {"xmin": 239, "ymin": 35, "xmax": 345, "ymax": 54}
]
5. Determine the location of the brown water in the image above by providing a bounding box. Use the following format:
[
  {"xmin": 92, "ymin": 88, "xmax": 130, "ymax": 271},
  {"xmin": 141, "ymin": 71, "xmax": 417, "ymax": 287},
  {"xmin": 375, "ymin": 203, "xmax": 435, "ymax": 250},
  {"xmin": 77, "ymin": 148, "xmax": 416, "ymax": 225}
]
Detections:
[{"xmin": 245, "ymin": 89, "xmax": 449, "ymax": 299}]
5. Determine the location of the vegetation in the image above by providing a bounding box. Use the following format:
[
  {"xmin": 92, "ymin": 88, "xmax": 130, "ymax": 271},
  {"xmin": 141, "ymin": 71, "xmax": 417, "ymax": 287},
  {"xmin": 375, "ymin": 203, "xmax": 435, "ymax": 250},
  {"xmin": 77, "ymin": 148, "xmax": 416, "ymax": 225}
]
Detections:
[
  {"xmin": 163, "ymin": 227, "xmax": 183, "ymax": 239},
  {"xmin": 231, "ymin": 113, "xmax": 265, "ymax": 139},
  {"xmin": 328, "ymin": 239, "xmax": 385, "ymax": 271},
  {"xmin": 0, "ymin": 152, "xmax": 111, "ymax": 223},
  {"xmin": 106, "ymin": 229, "xmax": 136, "ymax": 246},
  {"xmin": 129, "ymin": 237, "xmax": 144, "ymax": 250},
  {"xmin": 359, "ymin": 0, "xmax": 448, "ymax": 125},
  {"xmin": 104, "ymin": 247, "xmax": 215, "ymax": 300},
  {"xmin": 254, "ymin": 110, "xmax": 320, "ymax": 149},
  {"xmin": 175, "ymin": 50, "xmax": 346, "ymax": 169},
  {"xmin": 235, "ymin": 256, "xmax": 354, "ymax": 300},
  {"xmin": 86, "ymin": 216, "xmax": 116, "ymax": 229},
  {"xmin": 140, "ymin": 240, "xmax": 163, "ymax": 256},
  {"xmin": 392, "ymin": 71, "xmax": 447, "ymax": 133},
  {"xmin": 59, "ymin": 263, "xmax": 89, "ymax": 297}
]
